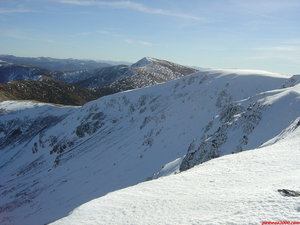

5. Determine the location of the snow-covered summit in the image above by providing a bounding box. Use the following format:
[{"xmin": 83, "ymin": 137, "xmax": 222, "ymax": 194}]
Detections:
[{"xmin": 131, "ymin": 57, "xmax": 154, "ymax": 67}]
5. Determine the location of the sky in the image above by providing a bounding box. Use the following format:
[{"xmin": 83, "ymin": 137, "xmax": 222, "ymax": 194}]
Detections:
[{"xmin": 0, "ymin": 0, "xmax": 300, "ymax": 74}]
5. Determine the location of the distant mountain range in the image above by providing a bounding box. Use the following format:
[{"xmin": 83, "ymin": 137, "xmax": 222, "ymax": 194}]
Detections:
[
  {"xmin": 0, "ymin": 61, "xmax": 64, "ymax": 83},
  {"xmin": 0, "ymin": 55, "xmax": 111, "ymax": 71},
  {"xmin": 0, "ymin": 56, "xmax": 197, "ymax": 105}
]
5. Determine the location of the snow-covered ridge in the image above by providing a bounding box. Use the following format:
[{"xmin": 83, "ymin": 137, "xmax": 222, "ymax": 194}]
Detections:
[
  {"xmin": 0, "ymin": 101, "xmax": 49, "ymax": 113},
  {"xmin": 215, "ymin": 68, "xmax": 290, "ymax": 77},
  {"xmin": 0, "ymin": 68, "xmax": 299, "ymax": 225},
  {"xmin": 51, "ymin": 120, "xmax": 300, "ymax": 225}
]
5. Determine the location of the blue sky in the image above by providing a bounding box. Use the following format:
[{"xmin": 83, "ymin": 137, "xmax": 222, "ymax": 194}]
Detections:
[{"xmin": 0, "ymin": 0, "xmax": 300, "ymax": 74}]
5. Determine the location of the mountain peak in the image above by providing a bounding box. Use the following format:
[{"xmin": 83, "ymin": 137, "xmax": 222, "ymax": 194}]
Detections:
[{"xmin": 131, "ymin": 57, "xmax": 154, "ymax": 67}]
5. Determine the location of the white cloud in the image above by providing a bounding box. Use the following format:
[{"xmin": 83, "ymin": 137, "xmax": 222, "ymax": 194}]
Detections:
[
  {"xmin": 124, "ymin": 39, "xmax": 153, "ymax": 46},
  {"xmin": 72, "ymin": 30, "xmax": 154, "ymax": 46},
  {"xmin": 249, "ymin": 42, "xmax": 300, "ymax": 66},
  {"xmin": 137, "ymin": 41, "xmax": 153, "ymax": 47},
  {"xmin": 96, "ymin": 30, "xmax": 123, "ymax": 37},
  {"xmin": 248, "ymin": 54, "xmax": 300, "ymax": 65},
  {"xmin": 53, "ymin": 0, "xmax": 204, "ymax": 21},
  {"xmin": 0, "ymin": 29, "xmax": 55, "ymax": 43},
  {"xmin": 77, "ymin": 32, "xmax": 92, "ymax": 36},
  {"xmin": 283, "ymin": 39, "xmax": 300, "ymax": 45},
  {"xmin": 232, "ymin": 0, "xmax": 300, "ymax": 14},
  {"xmin": 96, "ymin": 30, "xmax": 115, "ymax": 35},
  {"xmin": 0, "ymin": 8, "xmax": 33, "ymax": 14},
  {"xmin": 255, "ymin": 46, "xmax": 300, "ymax": 52}
]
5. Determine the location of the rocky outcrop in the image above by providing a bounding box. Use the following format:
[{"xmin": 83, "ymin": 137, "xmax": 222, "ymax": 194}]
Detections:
[
  {"xmin": 278, "ymin": 189, "xmax": 300, "ymax": 197},
  {"xmin": 0, "ymin": 115, "xmax": 63, "ymax": 152},
  {"xmin": 180, "ymin": 90, "xmax": 265, "ymax": 171}
]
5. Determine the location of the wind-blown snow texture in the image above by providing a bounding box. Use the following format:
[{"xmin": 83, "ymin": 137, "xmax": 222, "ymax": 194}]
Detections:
[{"xmin": 1, "ymin": 68, "xmax": 299, "ymax": 225}]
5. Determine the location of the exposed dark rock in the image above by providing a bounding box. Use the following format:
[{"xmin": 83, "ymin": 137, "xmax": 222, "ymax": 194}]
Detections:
[
  {"xmin": 180, "ymin": 93, "xmax": 265, "ymax": 171},
  {"xmin": 75, "ymin": 121, "xmax": 104, "ymax": 138},
  {"xmin": 0, "ymin": 116, "xmax": 62, "ymax": 150},
  {"xmin": 50, "ymin": 140, "xmax": 74, "ymax": 154},
  {"xmin": 75, "ymin": 112, "xmax": 106, "ymax": 138},
  {"xmin": 278, "ymin": 189, "xmax": 300, "ymax": 197}
]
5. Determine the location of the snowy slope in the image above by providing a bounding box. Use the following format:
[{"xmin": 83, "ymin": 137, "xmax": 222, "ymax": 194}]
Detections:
[
  {"xmin": 1, "ymin": 69, "xmax": 299, "ymax": 225},
  {"xmin": 51, "ymin": 120, "xmax": 300, "ymax": 225}
]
